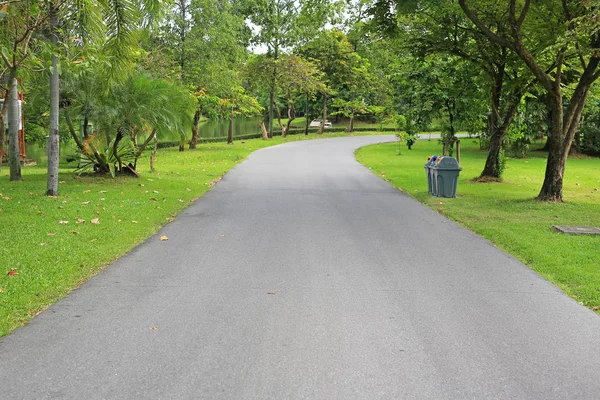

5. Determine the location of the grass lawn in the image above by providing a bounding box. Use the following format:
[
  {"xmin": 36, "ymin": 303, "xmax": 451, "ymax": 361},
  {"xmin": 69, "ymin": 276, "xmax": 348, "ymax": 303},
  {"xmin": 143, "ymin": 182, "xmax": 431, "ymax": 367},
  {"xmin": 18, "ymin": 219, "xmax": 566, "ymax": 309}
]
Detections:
[
  {"xmin": 0, "ymin": 131, "xmax": 385, "ymax": 336},
  {"xmin": 356, "ymin": 138, "xmax": 600, "ymax": 313}
]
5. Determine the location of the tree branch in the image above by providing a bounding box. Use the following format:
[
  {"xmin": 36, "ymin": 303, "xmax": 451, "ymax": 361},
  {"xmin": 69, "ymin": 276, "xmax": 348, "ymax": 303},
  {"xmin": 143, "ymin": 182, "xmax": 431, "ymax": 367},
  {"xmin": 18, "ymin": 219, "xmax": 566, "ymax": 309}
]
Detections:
[{"xmin": 458, "ymin": 0, "xmax": 513, "ymax": 49}]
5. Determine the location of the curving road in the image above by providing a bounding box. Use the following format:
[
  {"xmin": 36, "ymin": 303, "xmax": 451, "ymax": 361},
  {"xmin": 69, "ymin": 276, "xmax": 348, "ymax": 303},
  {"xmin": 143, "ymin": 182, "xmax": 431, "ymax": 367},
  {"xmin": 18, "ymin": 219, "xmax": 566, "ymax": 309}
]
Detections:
[{"xmin": 2, "ymin": 136, "xmax": 600, "ymax": 399}]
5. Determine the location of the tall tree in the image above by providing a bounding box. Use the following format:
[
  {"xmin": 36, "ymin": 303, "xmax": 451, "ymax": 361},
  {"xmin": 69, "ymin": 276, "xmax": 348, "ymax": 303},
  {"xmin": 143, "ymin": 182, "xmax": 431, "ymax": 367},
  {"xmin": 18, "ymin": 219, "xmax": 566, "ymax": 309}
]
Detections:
[
  {"xmin": 46, "ymin": 0, "xmax": 164, "ymax": 194},
  {"xmin": 458, "ymin": 0, "xmax": 600, "ymax": 201},
  {"xmin": 0, "ymin": 0, "xmax": 47, "ymax": 178},
  {"xmin": 249, "ymin": 0, "xmax": 337, "ymax": 137},
  {"xmin": 392, "ymin": 2, "xmax": 532, "ymax": 179}
]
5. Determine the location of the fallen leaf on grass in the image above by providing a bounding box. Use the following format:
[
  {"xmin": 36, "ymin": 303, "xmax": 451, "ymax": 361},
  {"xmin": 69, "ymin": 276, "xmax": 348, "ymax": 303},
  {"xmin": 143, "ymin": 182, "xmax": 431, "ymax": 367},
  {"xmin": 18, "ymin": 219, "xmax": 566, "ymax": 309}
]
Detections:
[
  {"xmin": 71, "ymin": 231, "xmax": 80, "ymax": 235},
  {"xmin": 186, "ymin": 188, "xmax": 191, "ymax": 192},
  {"xmin": 99, "ymin": 190, "xmax": 107, "ymax": 193},
  {"xmin": 81, "ymin": 201, "xmax": 91, "ymax": 205},
  {"xmin": 153, "ymin": 190, "xmax": 159, "ymax": 194},
  {"xmin": 91, "ymin": 218, "xmax": 100, "ymax": 225},
  {"xmin": 131, "ymin": 220, "xmax": 138, "ymax": 224},
  {"xmin": 593, "ymin": 306, "xmax": 600, "ymax": 311},
  {"xmin": 150, "ymin": 197, "xmax": 158, "ymax": 202},
  {"xmin": 178, "ymin": 199, "xmax": 184, "ymax": 203},
  {"xmin": 58, "ymin": 220, "xmax": 69, "ymax": 225},
  {"xmin": 76, "ymin": 218, "xmax": 85, "ymax": 224},
  {"xmin": 7, "ymin": 269, "xmax": 18, "ymax": 276},
  {"xmin": 83, "ymin": 190, "xmax": 91, "ymax": 194},
  {"xmin": 165, "ymin": 217, "xmax": 175, "ymax": 222},
  {"xmin": 48, "ymin": 232, "xmax": 56, "ymax": 236},
  {"xmin": 40, "ymin": 242, "xmax": 48, "ymax": 246},
  {"xmin": 0, "ymin": 288, "xmax": 4, "ymax": 293},
  {"xmin": 160, "ymin": 236, "xmax": 168, "ymax": 241},
  {"xmin": 90, "ymin": 238, "xmax": 98, "ymax": 242}
]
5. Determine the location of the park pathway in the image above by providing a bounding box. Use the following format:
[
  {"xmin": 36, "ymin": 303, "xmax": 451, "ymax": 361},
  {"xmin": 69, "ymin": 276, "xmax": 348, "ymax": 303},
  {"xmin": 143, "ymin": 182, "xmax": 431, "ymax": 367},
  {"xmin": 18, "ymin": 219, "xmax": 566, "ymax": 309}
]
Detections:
[{"xmin": 2, "ymin": 136, "xmax": 600, "ymax": 399}]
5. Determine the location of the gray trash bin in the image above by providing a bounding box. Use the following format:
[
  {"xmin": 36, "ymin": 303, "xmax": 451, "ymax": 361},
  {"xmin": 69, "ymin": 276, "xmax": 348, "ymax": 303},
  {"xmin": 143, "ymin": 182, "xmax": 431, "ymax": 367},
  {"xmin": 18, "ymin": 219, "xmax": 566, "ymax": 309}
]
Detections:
[
  {"xmin": 431, "ymin": 156, "xmax": 462, "ymax": 198},
  {"xmin": 424, "ymin": 156, "xmax": 439, "ymax": 195}
]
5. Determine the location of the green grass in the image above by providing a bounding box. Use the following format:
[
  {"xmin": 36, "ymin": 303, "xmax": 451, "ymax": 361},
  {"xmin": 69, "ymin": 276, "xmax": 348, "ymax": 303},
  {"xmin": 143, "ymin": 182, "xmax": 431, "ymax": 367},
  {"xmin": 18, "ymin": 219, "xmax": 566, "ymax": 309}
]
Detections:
[
  {"xmin": 356, "ymin": 139, "xmax": 600, "ymax": 313},
  {"xmin": 0, "ymin": 131, "xmax": 387, "ymax": 336}
]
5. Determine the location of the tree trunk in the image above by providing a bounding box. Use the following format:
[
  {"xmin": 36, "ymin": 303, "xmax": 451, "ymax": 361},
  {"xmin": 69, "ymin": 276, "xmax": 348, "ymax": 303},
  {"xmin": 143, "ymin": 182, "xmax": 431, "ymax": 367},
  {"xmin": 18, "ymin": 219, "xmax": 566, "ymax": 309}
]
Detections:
[
  {"xmin": 268, "ymin": 88, "xmax": 274, "ymax": 138},
  {"xmin": 0, "ymin": 112, "xmax": 5, "ymax": 171},
  {"xmin": 305, "ymin": 92, "xmax": 309, "ymax": 135},
  {"xmin": 46, "ymin": 2, "xmax": 60, "ymax": 196},
  {"xmin": 260, "ymin": 121, "xmax": 268, "ymax": 140},
  {"xmin": 65, "ymin": 111, "xmax": 107, "ymax": 172},
  {"xmin": 479, "ymin": 94, "xmax": 520, "ymax": 179},
  {"xmin": 537, "ymin": 84, "xmax": 590, "ymax": 201},
  {"xmin": 227, "ymin": 117, "xmax": 233, "ymax": 144},
  {"xmin": 537, "ymin": 90, "xmax": 565, "ymax": 201},
  {"xmin": 190, "ymin": 110, "xmax": 201, "ymax": 149},
  {"xmin": 284, "ymin": 103, "xmax": 295, "ymax": 136},
  {"xmin": 114, "ymin": 128, "xmax": 124, "ymax": 172},
  {"xmin": 0, "ymin": 69, "xmax": 16, "ymax": 173},
  {"xmin": 317, "ymin": 93, "xmax": 328, "ymax": 134},
  {"xmin": 134, "ymin": 128, "xmax": 157, "ymax": 169},
  {"xmin": 274, "ymin": 102, "xmax": 285, "ymax": 136},
  {"xmin": 7, "ymin": 78, "xmax": 21, "ymax": 181},
  {"xmin": 349, "ymin": 114, "xmax": 354, "ymax": 132},
  {"xmin": 83, "ymin": 115, "xmax": 90, "ymax": 138},
  {"xmin": 150, "ymin": 131, "xmax": 157, "ymax": 172}
]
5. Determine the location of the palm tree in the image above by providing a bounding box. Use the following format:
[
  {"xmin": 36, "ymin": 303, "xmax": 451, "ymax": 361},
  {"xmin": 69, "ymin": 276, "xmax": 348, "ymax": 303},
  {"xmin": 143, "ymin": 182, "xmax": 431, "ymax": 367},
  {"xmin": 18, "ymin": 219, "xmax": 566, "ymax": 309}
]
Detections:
[{"xmin": 46, "ymin": 0, "xmax": 165, "ymax": 194}]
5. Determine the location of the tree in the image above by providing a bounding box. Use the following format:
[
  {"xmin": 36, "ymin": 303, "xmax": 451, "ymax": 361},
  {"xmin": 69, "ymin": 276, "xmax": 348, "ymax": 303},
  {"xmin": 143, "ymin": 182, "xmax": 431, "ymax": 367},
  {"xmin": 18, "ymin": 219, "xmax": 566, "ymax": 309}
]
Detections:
[
  {"xmin": 190, "ymin": 88, "xmax": 220, "ymax": 149},
  {"xmin": 299, "ymin": 29, "xmax": 373, "ymax": 133},
  {"xmin": 45, "ymin": 0, "xmax": 165, "ymax": 194},
  {"xmin": 0, "ymin": 0, "xmax": 48, "ymax": 179},
  {"xmin": 391, "ymin": 2, "xmax": 533, "ymax": 179},
  {"xmin": 154, "ymin": 0, "xmax": 249, "ymax": 147},
  {"xmin": 275, "ymin": 54, "xmax": 325, "ymax": 136},
  {"xmin": 220, "ymin": 87, "xmax": 263, "ymax": 144},
  {"xmin": 248, "ymin": 0, "xmax": 336, "ymax": 137},
  {"xmin": 459, "ymin": 0, "xmax": 600, "ymax": 201}
]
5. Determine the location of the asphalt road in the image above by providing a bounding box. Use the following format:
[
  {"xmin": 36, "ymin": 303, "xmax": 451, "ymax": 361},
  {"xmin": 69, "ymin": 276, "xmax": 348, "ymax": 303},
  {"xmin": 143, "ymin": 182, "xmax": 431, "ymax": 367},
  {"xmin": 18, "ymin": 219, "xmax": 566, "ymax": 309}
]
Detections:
[{"xmin": 2, "ymin": 136, "xmax": 600, "ymax": 399}]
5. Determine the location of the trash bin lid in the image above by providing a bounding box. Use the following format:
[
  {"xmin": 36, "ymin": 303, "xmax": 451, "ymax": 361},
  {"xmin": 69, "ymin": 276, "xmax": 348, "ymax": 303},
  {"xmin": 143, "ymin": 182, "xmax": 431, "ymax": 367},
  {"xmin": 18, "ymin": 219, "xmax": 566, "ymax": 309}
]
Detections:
[
  {"xmin": 426, "ymin": 156, "xmax": 439, "ymax": 166},
  {"xmin": 433, "ymin": 156, "xmax": 462, "ymax": 170}
]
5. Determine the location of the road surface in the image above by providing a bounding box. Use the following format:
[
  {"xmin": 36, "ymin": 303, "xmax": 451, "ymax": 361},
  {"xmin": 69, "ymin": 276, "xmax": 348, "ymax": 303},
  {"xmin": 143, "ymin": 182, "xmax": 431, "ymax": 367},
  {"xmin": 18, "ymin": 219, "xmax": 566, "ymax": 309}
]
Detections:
[{"xmin": 2, "ymin": 136, "xmax": 600, "ymax": 399}]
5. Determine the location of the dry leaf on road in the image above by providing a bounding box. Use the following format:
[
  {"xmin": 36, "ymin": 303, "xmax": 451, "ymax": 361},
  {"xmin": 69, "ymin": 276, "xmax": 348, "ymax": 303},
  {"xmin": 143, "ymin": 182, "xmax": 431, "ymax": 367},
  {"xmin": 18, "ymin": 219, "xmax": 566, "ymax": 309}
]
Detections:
[{"xmin": 160, "ymin": 236, "xmax": 168, "ymax": 241}]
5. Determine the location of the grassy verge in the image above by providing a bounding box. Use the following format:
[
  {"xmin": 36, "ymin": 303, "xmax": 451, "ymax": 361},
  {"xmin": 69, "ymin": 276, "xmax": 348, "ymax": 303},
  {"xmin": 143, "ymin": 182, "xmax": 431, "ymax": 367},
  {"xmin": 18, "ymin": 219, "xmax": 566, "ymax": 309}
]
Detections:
[
  {"xmin": 0, "ymin": 131, "xmax": 387, "ymax": 336},
  {"xmin": 356, "ymin": 138, "xmax": 600, "ymax": 313}
]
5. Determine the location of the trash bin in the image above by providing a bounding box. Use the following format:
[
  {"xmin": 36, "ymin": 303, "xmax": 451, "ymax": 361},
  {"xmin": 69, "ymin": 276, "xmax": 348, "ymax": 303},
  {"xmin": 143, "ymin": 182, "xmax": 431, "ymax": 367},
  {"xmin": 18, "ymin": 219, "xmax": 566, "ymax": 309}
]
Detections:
[
  {"xmin": 431, "ymin": 156, "xmax": 462, "ymax": 198},
  {"xmin": 424, "ymin": 156, "xmax": 439, "ymax": 195}
]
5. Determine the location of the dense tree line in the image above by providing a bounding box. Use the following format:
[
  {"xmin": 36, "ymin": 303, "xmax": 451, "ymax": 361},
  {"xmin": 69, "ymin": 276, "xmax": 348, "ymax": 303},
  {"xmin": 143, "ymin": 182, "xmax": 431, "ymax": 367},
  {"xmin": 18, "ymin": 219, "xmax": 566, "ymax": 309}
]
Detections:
[{"xmin": 1, "ymin": 0, "xmax": 599, "ymax": 201}]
